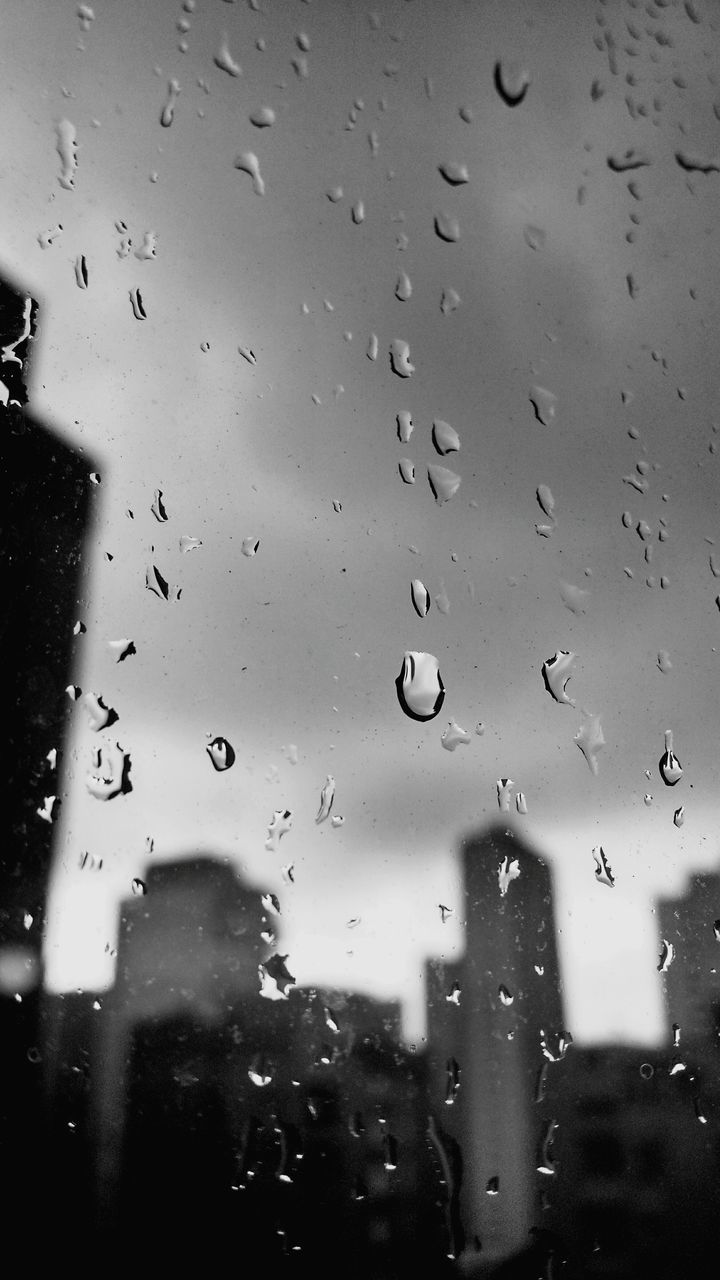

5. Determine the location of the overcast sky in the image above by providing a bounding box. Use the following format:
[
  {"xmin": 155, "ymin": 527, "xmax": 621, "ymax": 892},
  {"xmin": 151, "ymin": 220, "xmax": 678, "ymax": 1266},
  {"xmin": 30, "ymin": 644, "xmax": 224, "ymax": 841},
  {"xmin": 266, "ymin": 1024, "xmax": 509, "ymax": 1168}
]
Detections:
[{"xmin": 3, "ymin": 0, "xmax": 720, "ymax": 1042}]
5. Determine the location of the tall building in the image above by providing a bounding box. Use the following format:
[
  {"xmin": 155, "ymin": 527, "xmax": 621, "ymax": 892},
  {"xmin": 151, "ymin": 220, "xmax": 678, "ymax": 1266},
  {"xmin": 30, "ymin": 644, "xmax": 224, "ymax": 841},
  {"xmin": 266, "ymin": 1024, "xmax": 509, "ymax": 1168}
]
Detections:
[
  {"xmin": 656, "ymin": 865, "xmax": 720, "ymax": 1047},
  {"xmin": 426, "ymin": 823, "xmax": 565, "ymax": 1271}
]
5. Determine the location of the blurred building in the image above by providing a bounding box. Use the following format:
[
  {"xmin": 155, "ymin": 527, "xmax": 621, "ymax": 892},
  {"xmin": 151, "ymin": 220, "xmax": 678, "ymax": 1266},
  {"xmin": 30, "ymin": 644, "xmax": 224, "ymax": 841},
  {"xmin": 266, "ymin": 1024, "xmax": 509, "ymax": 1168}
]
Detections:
[
  {"xmin": 657, "ymin": 866, "xmax": 720, "ymax": 1047},
  {"xmin": 426, "ymin": 824, "xmax": 565, "ymax": 1271},
  {"xmin": 549, "ymin": 1044, "xmax": 720, "ymax": 1280}
]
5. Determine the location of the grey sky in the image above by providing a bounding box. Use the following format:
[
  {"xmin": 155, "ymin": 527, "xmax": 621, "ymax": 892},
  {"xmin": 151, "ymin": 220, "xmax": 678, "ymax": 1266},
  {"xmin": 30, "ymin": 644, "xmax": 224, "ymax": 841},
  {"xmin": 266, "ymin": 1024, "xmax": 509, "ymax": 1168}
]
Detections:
[{"xmin": 3, "ymin": 0, "xmax": 720, "ymax": 1042}]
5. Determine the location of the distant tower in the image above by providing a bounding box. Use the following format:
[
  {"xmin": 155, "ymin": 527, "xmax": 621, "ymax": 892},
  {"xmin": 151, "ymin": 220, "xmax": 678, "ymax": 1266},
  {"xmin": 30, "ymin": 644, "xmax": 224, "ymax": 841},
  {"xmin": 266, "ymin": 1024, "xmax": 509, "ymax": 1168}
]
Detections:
[
  {"xmin": 657, "ymin": 865, "xmax": 720, "ymax": 1047},
  {"xmin": 427, "ymin": 823, "xmax": 565, "ymax": 1268}
]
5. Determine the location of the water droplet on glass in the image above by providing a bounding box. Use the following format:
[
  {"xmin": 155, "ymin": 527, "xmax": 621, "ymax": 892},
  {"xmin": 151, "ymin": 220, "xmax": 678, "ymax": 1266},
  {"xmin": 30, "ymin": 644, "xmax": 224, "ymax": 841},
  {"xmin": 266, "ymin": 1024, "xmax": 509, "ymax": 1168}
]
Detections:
[
  {"xmin": 327, "ymin": 186, "xmax": 343, "ymax": 203},
  {"xmin": 607, "ymin": 148, "xmax": 651, "ymax": 172},
  {"xmin": 55, "ymin": 119, "xmax": 78, "ymax": 189},
  {"xmin": 542, "ymin": 651, "xmax": 576, "ymax": 705},
  {"xmin": 396, "ymin": 410, "xmax": 413, "ymax": 443},
  {"xmin": 440, "ymin": 287, "xmax": 461, "ymax": 315},
  {"xmin": 134, "ymin": 231, "xmax": 158, "ymax": 261},
  {"xmin": 265, "ymin": 809, "xmax": 293, "ymax": 852},
  {"xmin": 315, "ymin": 774, "xmax": 336, "ymax": 823},
  {"xmin": 242, "ymin": 536, "xmax": 260, "ymax": 557},
  {"xmin": 87, "ymin": 741, "xmax": 130, "ymax": 800},
  {"xmin": 351, "ymin": 200, "xmax": 365, "ymax": 224},
  {"xmin": 536, "ymin": 484, "xmax": 555, "ymax": 519},
  {"xmin": 438, "ymin": 161, "xmax": 469, "ymax": 185},
  {"xmin": 673, "ymin": 805, "xmax": 685, "ymax": 828},
  {"xmin": 206, "ymin": 737, "xmax": 235, "ymax": 771},
  {"xmin": 434, "ymin": 212, "xmax": 460, "ymax": 242},
  {"xmin": 411, "ymin": 579, "xmax": 430, "ymax": 617},
  {"xmin": 559, "ymin": 580, "xmax": 590, "ymax": 615},
  {"xmin": 493, "ymin": 59, "xmax": 529, "ymax": 106},
  {"xmin": 77, "ymin": 4, "xmax": 94, "ymax": 30},
  {"xmin": 396, "ymin": 651, "xmax": 445, "ymax": 721},
  {"xmin": 515, "ymin": 791, "xmax": 528, "ymax": 814},
  {"xmin": 575, "ymin": 711, "xmax": 605, "ymax": 775},
  {"xmin": 441, "ymin": 719, "xmax": 471, "ymax": 751},
  {"xmin": 366, "ymin": 332, "xmax": 378, "ymax": 361},
  {"xmin": 659, "ymin": 728, "xmax": 683, "ymax": 785},
  {"xmin": 235, "ymin": 152, "xmax": 265, "ymax": 195},
  {"xmin": 523, "ymin": 224, "xmax": 546, "ymax": 250},
  {"xmin": 486, "ymin": 1176, "xmax": 500, "ymax": 1195},
  {"xmin": 129, "ymin": 288, "xmax": 147, "ymax": 320},
  {"xmin": 82, "ymin": 692, "xmax": 116, "ymax": 732},
  {"xmin": 107, "ymin": 638, "xmax": 135, "ymax": 662},
  {"xmin": 214, "ymin": 35, "xmax": 241, "ymax": 76},
  {"xmin": 498, "ymin": 984, "xmax": 514, "ymax": 1006},
  {"xmin": 435, "ymin": 583, "xmax": 450, "ymax": 614},
  {"xmin": 395, "ymin": 271, "xmax": 412, "ymax": 301},
  {"xmin": 432, "ymin": 420, "xmax": 460, "ymax": 455},
  {"xmin": 160, "ymin": 79, "xmax": 181, "ymax": 126},
  {"xmin": 427, "ymin": 464, "xmax": 461, "ymax": 504},
  {"xmin": 36, "ymin": 796, "xmax": 56, "ymax": 823},
  {"xmin": 657, "ymin": 940, "xmax": 675, "ymax": 972},
  {"xmin": 398, "ymin": 458, "xmax": 415, "ymax": 484},
  {"xmin": 496, "ymin": 778, "xmax": 514, "ymax": 811},
  {"xmin": 131, "ymin": 878, "xmax": 146, "ymax": 896},
  {"xmin": 37, "ymin": 224, "xmax": 63, "ymax": 250},
  {"xmin": 593, "ymin": 846, "xmax": 615, "ymax": 887},
  {"xmin": 529, "ymin": 385, "xmax": 557, "ymax": 425},
  {"xmin": 179, "ymin": 535, "xmax": 202, "ymax": 554},
  {"xmin": 250, "ymin": 105, "xmax": 275, "ymax": 128},
  {"xmin": 74, "ymin": 254, "xmax": 88, "ymax": 289},
  {"xmin": 389, "ymin": 339, "xmax": 414, "ymax": 377},
  {"xmin": 330, "ymin": 814, "xmax": 344, "ymax": 828},
  {"xmin": 259, "ymin": 954, "xmax": 296, "ymax": 1000},
  {"xmin": 150, "ymin": 489, "xmax": 168, "ymax": 522}
]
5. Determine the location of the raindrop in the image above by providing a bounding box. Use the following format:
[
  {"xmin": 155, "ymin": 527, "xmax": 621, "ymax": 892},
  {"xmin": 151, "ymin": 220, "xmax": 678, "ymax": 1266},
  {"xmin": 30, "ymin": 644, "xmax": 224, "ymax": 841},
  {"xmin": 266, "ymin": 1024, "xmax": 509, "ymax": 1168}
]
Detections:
[
  {"xmin": 351, "ymin": 200, "xmax": 365, "ymax": 224},
  {"xmin": 87, "ymin": 742, "xmax": 131, "ymax": 800},
  {"xmin": 242, "ymin": 536, "xmax": 260, "ymax": 557},
  {"xmin": 432, "ymin": 420, "xmax": 460, "ymax": 455},
  {"xmin": 73, "ymin": 620, "xmax": 86, "ymax": 636},
  {"xmin": 396, "ymin": 411, "xmax": 413, "ymax": 443},
  {"xmin": 627, "ymin": 272, "xmax": 639, "ymax": 300},
  {"xmin": 332, "ymin": 500, "xmax": 342, "ymax": 513},
  {"xmin": 315, "ymin": 774, "xmax": 336, "ymax": 823},
  {"xmin": 445, "ymin": 1057, "xmax": 461, "ymax": 1104},
  {"xmin": 368, "ymin": 129, "xmax": 379, "ymax": 156},
  {"xmin": 36, "ymin": 796, "xmax": 56, "ymax": 823},
  {"xmin": 515, "ymin": 791, "xmax": 528, "ymax": 814},
  {"xmin": 675, "ymin": 150, "xmax": 719, "ymax": 174},
  {"xmin": 441, "ymin": 720, "xmax": 471, "ymax": 751},
  {"xmin": 657, "ymin": 649, "xmax": 672, "ymax": 674},
  {"xmin": 134, "ymin": 231, "xmax": 158, "ymax": 261},
  {"xmin": 330, "ymin": 814, "xmax": 344, "ymax": 828},
  {"xmin": 411, "ymin": 579, "xmax": 431, "ymax": 617},
  {"xmin": 593, "ymin": 846, "xmax": 615, "ymax": 887},
  {"xmin": 529, "ymin": 385, "xmax": 557, "ymax": 425},
  {"xmin": 55, "ymin": 119, "xmax": 78, "ymax": 189},
  {"xmin": 214, "ymin": 35, "xmax": 241, "ymax": 76},
  {"xmin": 559, "ymin": 581, "xmax": 590, "ymax": 615},
  {"xmin": 129, "ymin": 288, "xmax": 146, "ymax": 320},
  {"xmin": 427, "ymin": 464, "xmax": 461, "ymax": 504},
  {"xmin": 46, "ymin": 747, "xmax": 57, "ymax": 769},
  {"xmin": 396, "ymin": 651, "xmax": 445, "ymax": 721},
  {"xmin": 145, "ymin": 563, "xmax": 175, "ymax": 600},
  {"xmin": 327, "ymin": 186, "xmax": 343, "ymax": 202},
  {"xmin": 644, "ymin": 793, "xmax": 653, "ymax": 806},
  {"xmin": 235, "ymin": 152, "xmax": 265, "ymax": 195},
  {"xmin": 265, "ymin": 809, "xmax": 293, "ymax": 852},
  {"xmin": 486, "ymin": 1177, "xmax": 500, "ymax": 1195},
  {"xmin": 542, "ymin": 651, "xmax": 576, "ymax": 705},
  {"xmin": 575, "ymin": 711, "xmax": 605, "ymax": 775},
  {"xmin": 206, "ymin": 737, "xmax": 235, "ymax": 771},
  {"xmin": 107, "ymin": 638, "xmax": 136, "ymax": 662},
  {"xmin": 607, "ymin": 148, "xmax": 651, "ymax": 171},
  {"xmin": 82, "ymin": 692, "xmax": 116, "ymax": 732},
  {"xmin": 438, "ymin": 161, "xmax": 469, "ymax": 185},
  {"xmin": 179, "ymin": 535, "xmax": 202, "ymax": 553},
  {"xmin": 366, "ymin": 333, "xmax": 378, "ymax": 361},
  {"xmin": 250, "ymin": 105, "xmax": 275, "ymax": 127},
  {"xmin": 389, "ymin": 339, "xmax": 415, "ymax": 377},
  {"xmin": 131, "ymin": 878, "xmax": 146, "ymax": 896},
  {"xmin": 496, "ymin": 778, "xmax": 514, "ymax": 811},
  {"xmin": 498, "ymin": 855, "xmax": 520, "ymax": 896},
  {"xmin": 259, "ymin": 954, "xmax": 296, "ymax": 1000},
  {"xmin": 493, "ymin": 59, "xmax": 529, "ymax": 106},
  {"xmin": 440, "ymin": 288, "xmax": 461, "ymax": 315},
  {"xmin": 435, "ymin": 584, "xmax": 450, "ymax": 614},
  {"xmin": 398, "ymin": 458, "xmax": 415, "ymax": 484},
  {"xmin": 238, "ymin": 346, "xmax": 256, "ymax": 364},
  {"xmin": 160, "ymin": 79, "xmax": 181, "ymax": 126},
  {"xmin": 38, "ymin": 224, "xmax": 63, "ymax": 249},
  {"xmin": 523, "ymin": 224, "xmax": 546, "ymax": 250},
  {"xmin": 74, "ymin": 254, "xmax": 88, "ymax": 289},
  {"xmin": 498, "ymin": 984, "xmax": 513, "ymax": 1006},
  {"xmin": 395, "ymin": 271, "xmax": 412, "ymax": 301},
  {"xmin": 151, "ymin": 489, "xmax": 168, "ymax": 522},
  {"xmin": 434, "ymin": 212, "xmax": 460, "ymax": 242},
  {"xmin": 76, "ymin": 4, "xmax": 94, "ymax": 30},
  {"xmin": 537, "ymin": 485, "xmax": 555, "ymax": 518},
  {"xmin": 657, "ymin": 940, "xmax": 675, "ymax": 972},
  {"xmin": 673, "ymin": 806, "xmax": 685, "ymax": 828},
  {"xmin": 659, "ymin": 728, "xmax": 682, "ymax": 785}
]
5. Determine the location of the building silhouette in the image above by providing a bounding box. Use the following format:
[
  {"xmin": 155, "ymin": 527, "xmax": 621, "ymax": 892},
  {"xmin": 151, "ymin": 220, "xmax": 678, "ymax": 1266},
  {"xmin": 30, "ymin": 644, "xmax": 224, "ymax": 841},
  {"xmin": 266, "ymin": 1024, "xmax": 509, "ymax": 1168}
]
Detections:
[{"xmin": 426, "ymin": 823, "xmax": 565, "ymax": 1270}]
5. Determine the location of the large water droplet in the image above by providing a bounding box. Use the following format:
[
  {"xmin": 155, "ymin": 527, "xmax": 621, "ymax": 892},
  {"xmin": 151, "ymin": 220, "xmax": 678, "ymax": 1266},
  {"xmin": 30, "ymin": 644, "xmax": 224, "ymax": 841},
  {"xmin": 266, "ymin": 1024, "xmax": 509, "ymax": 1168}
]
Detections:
[
  {"xmin": 434, "ymin": 213, "xmax": 460, "ymax": 242},
  {"xmin": 593, "ymin": 846, "xmax": 615, "ymax": 887},
  {"xmin": 134, "ymin": 231, "xmax": 158, "ymax": 261},
  {"xmin": 529, "ymin": 385, "xmax": 557, "ymax": 425},
  {"xmin": 265, "ymin": 809, "xmax": 293, "ymax": 852},
  {"xmin": 259, "ymin": 953, "xmax": 296, "ymax": 1000},
  {"xmin": 55, "ymin": 119, "xmax": 78, "ymax": 189},
  {"xmin": 657, "ymin": 939, "xmax": 675, "ymax": 972},
  {"xmin": 427, "ymin": 464, "xmax": 461, "ymax": 504},
  {"xmin": 82, "ymin": 692, "xmax": 117, "ymax": 732},
  {"xmin": 673, "ymin": 806, "xmax": 685, "ymax": 828},
  {"xmin": 607, "ymin": 148, "xmax": 651, "ymax": 172},
  {"xmin": 575, "ymin": 711, "xmax": 605, "ymax": 775},
  {"xmin": 498, "ymin": 855, "xmax": 521, "ymax": 897},
  {"xmin": 160, "ymin": 79, "xmax": 181, "ymax": 126},
  {"xmin": 395, "ymin": 271, "xmax": 412, "ymax": 301},
  {"xmin": 207, "ymin": 737, "xmax": 235, "ymax": 771},
  {"xmin": 493, "ymin": 60, "xmax": 529, "ymax": 106},
  {"xmin": 659, "ymin": 728, "xmax": 683, "ymax": 785},
  {"xmin": 441, "ymin": 719, "xmax": 471, "ymax": 751},
  {"xmin": 131, "ymin": 877, "xmax": 146, "ymax": 896},
  {"xmin": 516, "ymin": 791, "xmax": 528, "ymax": 814},
  {"xmin": 396, "ymin": 411, "xmax": 413, "ymax": 442},
  {"xmin": 214, "ymin": 35, "xmax": 241, "ymax": 76},
  {"xmin": 366, "ymin": 332, "xmax": 378, "ymax": 361},
  {"xmin": 536, "ymin": 485, "xmax": 555, "ymax": 519},
  {"xmin": 129, "ymin": 288, "xmax": 147, "ymax": 320},
  {"xmin": 398, "ymin": 458, "xmax": 415, "ymax": 484},
  {"xmin": 396, "ymin": 651, "xmax": 445, "ymax": 721},
  {"xmin": 151, "ymin": 489, "xmax": 168, "ymax": 522},
  {"xmin": 87, "ymin": 742, "xmax": 131, "ymax": 800},
  {"xmin": 235, "ymin": 152, "xmax": 265, "ymax": 195},
  {"xmin": 438, "ymin": 161, "xmax": 469, "ymax": 185},
  {"xmin": 108, "ymin": 638, "xmax": 136, "ymax": 662},
  {"xmin": 250, "ymin": 105, "xmax": 275, "ymax": 128},
  {"xmin": 242, "ymin": 536, "xmax": 260, "ymax": 557},
  {"xmin": 389, "ymin": 339, "xmax": 414, "ymax": 377},
  {"xmin": 542, "ymin": 651, "xmax": 576, "ymax": 705},
  {"xmin": 411, "ymin": 579, "xmax": 430, "ymax": 617},
  {"xmin": 315, "ymin": 774, "xmax": 336, "ymax": 823},
  {"xmin": 432, "ymin": 420, "xmax": 460, "ymax": 454},
  {"xmin": 351, "ymin": 200, "xmax": 365, "ymax": 224},
  {"xmin": 560, "ymin": 580, "xmax": 590, "ymax": 615},
  {"xmin": 74, "ymin": 254, "xmax": 88, "ymax": 289},
  {"xmin": 496, "ymin": 778, "xmax": 514, "ymax": 811}
]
